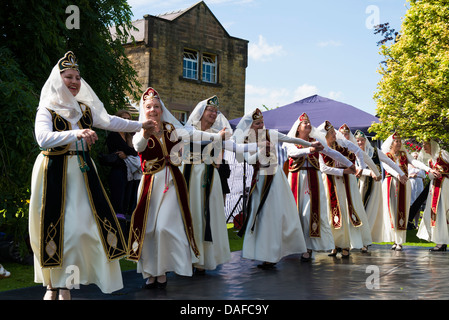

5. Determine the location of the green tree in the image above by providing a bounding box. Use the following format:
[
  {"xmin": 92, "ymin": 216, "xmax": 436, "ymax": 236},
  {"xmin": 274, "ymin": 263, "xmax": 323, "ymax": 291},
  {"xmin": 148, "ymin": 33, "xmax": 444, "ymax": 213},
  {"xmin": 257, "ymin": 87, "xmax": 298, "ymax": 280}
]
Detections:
[
  {"xmin": 370, "ymin": 0, "xmax": 449, "ymax": 149},
  {"xmin": 0, "ymin": 0, "xmax": 140, "ymax": 258}
]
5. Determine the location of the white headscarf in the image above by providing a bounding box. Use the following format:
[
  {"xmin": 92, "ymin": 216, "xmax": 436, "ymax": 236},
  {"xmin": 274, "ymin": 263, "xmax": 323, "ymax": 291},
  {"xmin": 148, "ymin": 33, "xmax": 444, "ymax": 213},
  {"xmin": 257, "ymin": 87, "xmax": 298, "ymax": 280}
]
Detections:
[
  {"xmin": 38, "ymin": 51, "xmax": 110, "ymax": 127},
  {"xmin": 232, "ymin": 108, "xmax": 265, "ymax": 145},
  {"xmin": 316, "ymin": 120, "xmax": 336, "ymax": 146},
  {"xmin": 284, "ymin": 112, "xmax": 327, "ymax": 149},
  {"xmin": 337, "ymin": 123, "xmax": 357, "ymax": 145},
  {"xmin": 354, "ymin": 130, "xmax": 375, "ymax": 158},
  {"xmin": 418, "ymin": 140, "xmax": 440, "ymax": 165},
  {"xmin": 138, "ymin": 87, "xmax": 189, "ymax": 136},
  {"xmin": 381, "ymin": 132, "xmax": 407, "ymax": 155},
  {"xmin": 187, "ymin": 96, "xmax": 232, "ymax": 135}
]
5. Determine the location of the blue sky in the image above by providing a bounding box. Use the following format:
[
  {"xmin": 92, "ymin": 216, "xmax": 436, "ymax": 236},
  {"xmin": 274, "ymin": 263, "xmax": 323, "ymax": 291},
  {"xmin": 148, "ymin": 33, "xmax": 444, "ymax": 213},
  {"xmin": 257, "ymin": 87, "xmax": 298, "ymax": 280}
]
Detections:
[{"xmin": 128, "ymin": 0, "xmax": 409, "ymax": 116}]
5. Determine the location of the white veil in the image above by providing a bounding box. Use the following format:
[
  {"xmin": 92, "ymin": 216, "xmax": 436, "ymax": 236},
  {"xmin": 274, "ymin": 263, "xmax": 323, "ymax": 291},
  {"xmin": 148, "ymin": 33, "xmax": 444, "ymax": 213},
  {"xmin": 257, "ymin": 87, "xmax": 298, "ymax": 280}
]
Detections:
[
  {"xmin": 284, "ymin": 113, "xmax": 327, "ymax": 149},
  {"xmin": 232, "ymin": 108, "xmax": 265, "ymax": 145},
  {"xmin": 137, "ymin": 87, "xmax": 189, "ymax": 137},
  {"xmin": 381, "ymin": 133, "xmax": 407, "ymax": 155},
  {"xmin": 418, "ymin": 140, "xmax": 440, "ymax": 165},
  {"xmin": 38, "ymin": 52, "xmax": 110, "ymax": 127},
  {"xmin": 187, "ymin": 96, "xmax": 233, "ymax": 135},
  {"xmin": 354, "ymin": 130, "xmax": 375, "ymax": 158}
]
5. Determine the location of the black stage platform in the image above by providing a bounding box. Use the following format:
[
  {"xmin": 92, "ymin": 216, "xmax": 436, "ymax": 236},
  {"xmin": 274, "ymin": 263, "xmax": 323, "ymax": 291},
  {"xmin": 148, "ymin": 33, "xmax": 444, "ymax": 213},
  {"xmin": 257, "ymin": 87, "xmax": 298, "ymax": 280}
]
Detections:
[{"xmin": 1, "ymin": 244, "xmax": 448, "ymax": 301}]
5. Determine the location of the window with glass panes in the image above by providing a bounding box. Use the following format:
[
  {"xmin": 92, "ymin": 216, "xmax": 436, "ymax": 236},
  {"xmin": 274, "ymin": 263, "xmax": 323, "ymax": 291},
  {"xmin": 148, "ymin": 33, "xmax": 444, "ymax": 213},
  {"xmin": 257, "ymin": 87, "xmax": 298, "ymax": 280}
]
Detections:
[
  {"xmin": 202, "ymin": 53, "xmax": 217, "ymax": 84},
  {"xmin": 183, "ymin": 50, "xmax": 198, "ymax": 80}
]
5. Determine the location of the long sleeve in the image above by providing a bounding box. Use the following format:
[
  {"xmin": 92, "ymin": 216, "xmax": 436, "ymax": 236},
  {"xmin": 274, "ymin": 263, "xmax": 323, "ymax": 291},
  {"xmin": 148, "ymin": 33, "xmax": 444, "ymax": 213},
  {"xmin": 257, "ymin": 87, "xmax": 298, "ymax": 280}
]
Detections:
[
  {"xmin": 338, "ymin": 138, "xmax": 367, "ymax": 170},
  {"xmin": 36, "ymin": 105, "xmax": 143, "ymax": 150},
  {"xmin": 94, "ymin": 113, "xmax": 142, "ymax": 133},
  {"xmin": 285, "ymin": 143, "xmax": 312, "ymax": 158},
  {"xmin": 35, "ymin": 107, "xmax": 81, "ymax": 149},
  {"xmin": 132, "ymin": 130, "xmax": 148, "ymax": 153},
  {"xmin": 319, "ymin": 154, "xmax": 344, "ymax": 176},
  {"xmin": 270, "ymin": 130, "xmax": 312, "ymax": 148},
  {"xmin": 407, "ymin": 152, "xmax": 431, "ymax": 172},
  {"xmin": 321, "ymin": 145, "xmax": 353, "ymax": 168},
  {"xmin": 378, "ymin": 148, "xmax": 404, "ymax": 177}
]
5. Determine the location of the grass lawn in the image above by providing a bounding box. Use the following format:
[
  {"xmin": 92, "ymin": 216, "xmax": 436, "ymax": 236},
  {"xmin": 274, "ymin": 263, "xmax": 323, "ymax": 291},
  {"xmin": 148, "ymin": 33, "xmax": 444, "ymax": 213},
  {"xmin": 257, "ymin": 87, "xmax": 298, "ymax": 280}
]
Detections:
[{"xmin": 0, "ymin": 224, "xmax": 434, "ymax": 292}]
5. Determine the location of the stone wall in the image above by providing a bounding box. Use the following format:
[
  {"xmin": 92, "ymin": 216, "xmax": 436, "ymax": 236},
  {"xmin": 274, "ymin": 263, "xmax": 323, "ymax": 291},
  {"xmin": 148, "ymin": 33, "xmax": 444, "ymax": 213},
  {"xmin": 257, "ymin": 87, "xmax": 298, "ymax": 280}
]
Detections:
[{"xmin": 124, "ymin": 1, "xmax": 248, "ymax": 121}]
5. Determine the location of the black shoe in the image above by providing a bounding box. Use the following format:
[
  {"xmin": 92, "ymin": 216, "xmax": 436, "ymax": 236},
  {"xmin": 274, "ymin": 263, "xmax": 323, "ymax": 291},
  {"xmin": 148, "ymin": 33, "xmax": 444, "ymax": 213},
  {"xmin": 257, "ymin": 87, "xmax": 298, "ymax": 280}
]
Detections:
[
  {"xmin": 257, "ymin": 262, "xmax": 276, "ymax": 270},
  {"xmin": 143, "ymin": 279, "xmax": 158, "ymax": 289},
  {"xmin": 430, "ymin": 244, "xmax": 447, "ymax": 252},
  {"xmin": 194, "ymin": 268, "xmax": 206, "ymax": 275},
  {"xmin": 157, "ymin": 279, "xmax": 167, "ymax": 289},
  {"xmin": 328, "ymin": 248, "xmax": 341, "ymax": 257},
  {"xmin": 301, "ymin": 250, "xmax": 312, "ymax": 262}
]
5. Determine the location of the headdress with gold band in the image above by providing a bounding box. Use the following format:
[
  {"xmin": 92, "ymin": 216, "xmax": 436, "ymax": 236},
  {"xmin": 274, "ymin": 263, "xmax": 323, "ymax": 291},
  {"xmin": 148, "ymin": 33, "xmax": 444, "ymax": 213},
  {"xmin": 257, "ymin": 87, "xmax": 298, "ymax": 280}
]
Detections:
[
  {"xmin": 298, "ymin": 112, "xmax": 310, "ymax": 123},
  {"xmin": 324, "ymin": 120, "xmax": 334, "ymax": 132},
  {"xmin": 339, "ymin": 123, "xmax": 350, "ymax": 134},
  {"xmin": 354, "ymin": 130, "xmax": 366, "ymax": 140},
  {"xmin": 392, "ymin": 132, "xmax": 401, "ymax": 140},
  {"xmin": 252, "ymin": 108, "xmax": 263, "ymax": 121},
  {"xmin": 206, "ymin": 95, "xmax": 219, "ymax": 108},
  {"xmin": 58, "ymin": 51, "xmax": 79, "ymax": 73},
  {"xmin": 142, "ymin": 87, "xmax": 160, "ymax": 101}
]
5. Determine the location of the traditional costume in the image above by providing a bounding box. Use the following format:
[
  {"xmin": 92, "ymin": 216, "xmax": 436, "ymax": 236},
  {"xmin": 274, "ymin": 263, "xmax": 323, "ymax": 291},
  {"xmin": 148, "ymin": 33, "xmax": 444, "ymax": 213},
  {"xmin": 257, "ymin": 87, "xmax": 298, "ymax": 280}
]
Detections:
[
  {"xmin": 183, "ymin": 96, "xmax": 232, "ymax": 271},
  {"xmin": 284, "ymin": 114, "xmax": 353, "ymax": 256},
  {"xmin": 29, "ymin": 51, "xmax": 143, "ymax": 294},
  {"xmin": 354, "ymin": 130, "xmax": 405, "ymax": 243},
  {"xmin": 317, "ymin": 121, "xmax": 378, "ymax": 252},
  {"xmin": 337, "ymin": 124, "xmax": 380, "ymax": 249},
  {"xmin": 233, "ymin": 109, "xmax": 311, "ymax": 265},
  {"xmin": 128, "ymin": 87, "xmax": 205, "ymax": 281},
  {"xmin": 417, "ymin": 141, "xmax": 449, "ymax": 248},
  {"xmin": 381, "ymin": 132, "xmax": 431, "ymax": 248}
]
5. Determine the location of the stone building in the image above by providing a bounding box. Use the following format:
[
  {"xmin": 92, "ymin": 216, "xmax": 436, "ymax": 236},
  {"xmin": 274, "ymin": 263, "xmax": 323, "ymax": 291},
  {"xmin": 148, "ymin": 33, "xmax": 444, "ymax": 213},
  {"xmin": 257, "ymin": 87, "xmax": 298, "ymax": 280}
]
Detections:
[{"xmin": 123, "ymin": 1, "xmax": 248, "ymax": 122}]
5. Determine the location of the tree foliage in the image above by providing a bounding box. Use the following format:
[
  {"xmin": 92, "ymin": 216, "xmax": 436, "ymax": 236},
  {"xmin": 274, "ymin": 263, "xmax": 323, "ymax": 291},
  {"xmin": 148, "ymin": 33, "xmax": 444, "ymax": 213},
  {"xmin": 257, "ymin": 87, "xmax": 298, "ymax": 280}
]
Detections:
[
  {"xmin": 0, "ymin": 0, "xmax": 140, "ymax": 254},
  {"xmin": 370, "ymin": 0, "xmax": 449, "ymax": 149}
]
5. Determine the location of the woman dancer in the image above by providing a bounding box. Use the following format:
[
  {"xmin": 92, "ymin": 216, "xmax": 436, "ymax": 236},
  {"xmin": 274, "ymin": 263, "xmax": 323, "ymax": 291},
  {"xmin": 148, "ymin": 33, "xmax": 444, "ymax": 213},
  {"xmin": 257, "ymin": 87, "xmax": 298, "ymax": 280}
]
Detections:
[
  {"xmin": 233, "ymin": 108, "xmax": 323, "ymax": 268},
  {"xmin": 29, "ymin": 51, "xmax": 154, "ymax": 299},
  {"xmin": 284, "ymin": 113, "xmax": 354, "ymax": 261},
  {"xmin": 337, "ymin": 124, "xmax": 381, "ymax": 252},
  {"xmin": 318, "ymin": 121, "xmax": 379, "ymax": 257},
  {"xmin": 417, "ymin": 140, "xmax": 447, "ymax": 251},
  {"xmin": 183, "ymin": 96, "xmax": 232, "ymax": 273},
  {"xmin": 380, "ymin": 132, "xmax": 435, "ymax": 251},
  {"xmin": 354, "ymin": 130, "xmax": 406, "ymax": 243}
]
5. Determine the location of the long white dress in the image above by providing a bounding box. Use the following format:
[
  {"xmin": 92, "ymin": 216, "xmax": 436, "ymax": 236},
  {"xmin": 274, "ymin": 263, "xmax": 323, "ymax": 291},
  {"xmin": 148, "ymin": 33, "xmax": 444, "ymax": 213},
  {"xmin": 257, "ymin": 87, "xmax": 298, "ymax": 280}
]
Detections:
[
  {"xmin": 182, "ymin": 140, "xmax": 231, "ymax": 271},
  {"xmin": 417, "ymin": 149, "xmax": 449, "ymax": 244},
  {"xmin": 285, "ymin": 142, "xmax": 353, "ymax": 251},
  {"xmin": 320, "ymin": 138, "xmax": 378, "ymax": 249},
  {"xmin": 358, "ymin": 147, "xmax": 405, "ymax": 242},
  {"xmin": 241, "ymin": 130, "xmax": 308, "ymax": 263},
  {"xmin": 135, "ymin": 164, "xmax": 195, "ymax": 278},
  {"xmin": 30, "ymin": 106, "xmax": 141, "ymax": 293},
  {"xmin": 382, "ymin": 151, "xmax": 430, "ymax": 244},
  {"xmin": 131, "ymin": 127, "xmax": 205, "ymax": 279}
]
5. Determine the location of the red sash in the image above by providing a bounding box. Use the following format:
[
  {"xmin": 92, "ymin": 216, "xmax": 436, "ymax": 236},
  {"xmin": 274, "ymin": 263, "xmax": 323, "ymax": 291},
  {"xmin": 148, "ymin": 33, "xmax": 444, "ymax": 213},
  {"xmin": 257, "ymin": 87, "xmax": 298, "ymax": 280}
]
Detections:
[
  {"xmin": 385, "ymin": 151, "xmax": 409, "ymax": 230},
  {"xmin": 326, "ymin": 174, "xmax": 342, "ymax": 229},
  {"xmin": 322, "ymin": 143, "xmax": 362, "ymax": 229},
  {"xmin": 429, "ymin": 154, "xmax": 449, "ymax": 226},
  {"xmin": 288, "ymin": 139, "xmax": 321, "ymax": 237},
  {"xmin": 127, "ymin": 123, "xmax": 199, "ymax": 261}
]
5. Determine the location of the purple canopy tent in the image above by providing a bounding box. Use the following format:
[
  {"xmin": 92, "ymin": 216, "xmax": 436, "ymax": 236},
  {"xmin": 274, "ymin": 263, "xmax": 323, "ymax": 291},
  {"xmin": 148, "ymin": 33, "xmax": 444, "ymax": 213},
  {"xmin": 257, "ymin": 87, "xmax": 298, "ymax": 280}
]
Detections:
[{"xmin": 229, "ymin": 95, "xmax": 379, "ymax": 135}]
